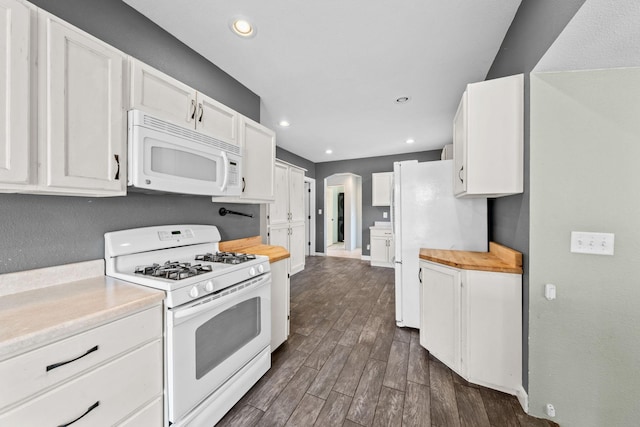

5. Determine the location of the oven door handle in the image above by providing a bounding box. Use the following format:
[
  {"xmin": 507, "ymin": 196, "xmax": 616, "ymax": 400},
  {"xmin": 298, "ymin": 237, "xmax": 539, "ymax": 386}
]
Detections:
[{"xmin": 172, "ymin": 273, "xmax": 271, "ymax": 322}]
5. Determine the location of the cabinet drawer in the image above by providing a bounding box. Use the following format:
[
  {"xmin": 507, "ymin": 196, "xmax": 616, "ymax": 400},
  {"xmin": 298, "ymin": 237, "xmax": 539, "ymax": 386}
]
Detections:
[
  {"xmin": 118, "ymin": 396, "xmax": 163, "ymax": 426},
  {"xmin": 0, "ymin": 306, "xmax": 161, "ymax": 410},
  {"xmin": 370, "ymin": 229, "xmax": 392, "ymax": 237},
  {"xmin": 0, "ymin": 339, "xmax": 162, "ymax": 426}
]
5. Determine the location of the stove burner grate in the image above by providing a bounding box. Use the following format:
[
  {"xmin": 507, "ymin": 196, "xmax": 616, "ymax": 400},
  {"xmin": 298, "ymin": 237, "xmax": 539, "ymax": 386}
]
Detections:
[
  {"xmin": 195, "ymin": 252, "xmax": 257, "ymax": 265},
  {"xmin": 134, "ymin": 261, "xmax": 213, "ymax": 280}
]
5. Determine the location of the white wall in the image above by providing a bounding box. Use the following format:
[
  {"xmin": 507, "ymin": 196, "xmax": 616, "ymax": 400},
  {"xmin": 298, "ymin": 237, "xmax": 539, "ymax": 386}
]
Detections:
[{"xmin": 529, "ymin": 67, "xmax": 640, "ymax": 425}]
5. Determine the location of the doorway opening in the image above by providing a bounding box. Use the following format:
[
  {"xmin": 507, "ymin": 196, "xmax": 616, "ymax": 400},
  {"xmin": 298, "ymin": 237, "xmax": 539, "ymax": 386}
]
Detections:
[{"xmin": 324, "ymin": 173, "xmax": 362, "ymax": 259}]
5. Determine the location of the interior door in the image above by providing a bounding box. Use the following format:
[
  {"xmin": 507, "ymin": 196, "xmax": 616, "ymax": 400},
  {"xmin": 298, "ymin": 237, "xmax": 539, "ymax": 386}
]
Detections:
[{"xmin": 326, "ymin": 187, "xmax": 334, "ymax": 246}]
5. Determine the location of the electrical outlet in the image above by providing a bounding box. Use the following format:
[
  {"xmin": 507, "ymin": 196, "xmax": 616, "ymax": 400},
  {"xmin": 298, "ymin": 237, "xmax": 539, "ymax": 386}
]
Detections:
[
  {"xmin": 383, "ymin": 212, "xmax": 388, "ymax": 219},
  {"xmin": 318, "ymin": 209, "xmax": 322, "ymax": 215},
  {"xmin": 366, "ymin": 244, "xmax": 370, "ymax": 250},
  {"xmin": 570, "ymin": 231, "xmax": 614, "ymax": 255},
  {"xmin": 545, "ymin": 403, "xmax": 556, "ymax": 417}
]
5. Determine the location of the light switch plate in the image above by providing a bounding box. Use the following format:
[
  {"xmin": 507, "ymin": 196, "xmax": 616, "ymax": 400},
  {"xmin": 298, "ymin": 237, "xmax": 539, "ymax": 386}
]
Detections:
[{"xmin": 570, "ymin": 231, "xmax": 614, "ymax": 255}]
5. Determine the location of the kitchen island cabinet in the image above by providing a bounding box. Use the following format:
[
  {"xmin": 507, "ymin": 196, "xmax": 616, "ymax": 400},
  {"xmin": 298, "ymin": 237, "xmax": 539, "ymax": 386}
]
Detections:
[
  {"xmin": 219, "ymin": 236, "xmax": 291, "ymax": 351},
  {"xmin": 419, "ymin": 243, "xmax": 525, "ymax": 406},
  {"xmin": 0, "ymin": 260, "xmax": 165, "ymax": 425}
]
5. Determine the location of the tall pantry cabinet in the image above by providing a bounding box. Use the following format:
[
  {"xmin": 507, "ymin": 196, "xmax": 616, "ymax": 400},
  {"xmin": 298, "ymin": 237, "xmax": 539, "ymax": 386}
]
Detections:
[{"xmin": 263, "ymin": 160, "xmax": 306, "ymax": 275}]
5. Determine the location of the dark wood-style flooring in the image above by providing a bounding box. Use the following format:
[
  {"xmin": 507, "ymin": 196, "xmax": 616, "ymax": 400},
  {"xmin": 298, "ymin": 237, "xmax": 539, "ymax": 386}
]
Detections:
[{"xmin": 218, "ymin": 256, "xmax": 557, "ymax": 427}]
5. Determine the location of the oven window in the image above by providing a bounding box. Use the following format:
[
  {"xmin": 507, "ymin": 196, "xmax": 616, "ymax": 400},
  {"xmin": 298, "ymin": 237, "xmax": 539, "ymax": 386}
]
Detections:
[
  {"xmin": 195, "ymin": 297, "xmax": 261, "ymax": 380},
  {"xmin": 151, "ymin": 146, "xmax": 217, "ymax": 181}
]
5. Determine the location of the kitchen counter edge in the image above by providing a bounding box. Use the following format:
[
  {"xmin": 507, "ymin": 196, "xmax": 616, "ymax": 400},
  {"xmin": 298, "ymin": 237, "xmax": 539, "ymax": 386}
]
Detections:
[
  {"xmin": 419, "ymin": 242, "xmax": 523, "ymax": 274},
  {"xmin": 219, "ymin": 236, "xmax": 290, "ymax": 263}
]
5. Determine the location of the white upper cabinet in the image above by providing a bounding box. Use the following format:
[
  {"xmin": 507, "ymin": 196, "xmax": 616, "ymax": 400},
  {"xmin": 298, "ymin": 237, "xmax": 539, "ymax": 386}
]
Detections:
[
  {"xmin": 371, "ymin": 172, "xmax": 393, "ymax": 206},
  {"xmin": 453, "ymin": 74, "xmax": 524, "ymax": 198},
  {"xmin": 38, "ymin": 11, "xmax": 126, "ymax": 195},
  {"xmin": 130, "ymin": 60, "xmax": 239, "ymax": 147},
  {"xmin": 238, "ymin": 115, "xmax": 275, "ymax": 201},
  {"xmin": 0, "ymin": 0, "xmax": 32, "ymax": 189}
]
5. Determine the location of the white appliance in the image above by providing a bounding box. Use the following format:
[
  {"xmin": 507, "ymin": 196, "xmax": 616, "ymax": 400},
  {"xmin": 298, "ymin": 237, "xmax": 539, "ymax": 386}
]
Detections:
[
  {"xmin": 105, "ymin": 225, "xmax": 270, "ymax": 427},
  {"xmin": 393, "ymin": 160, "xmax": 487, "ymax": 329},
  {"xmin": 127, "ymin": 109, "xmax": 242, "ymax": 196}
]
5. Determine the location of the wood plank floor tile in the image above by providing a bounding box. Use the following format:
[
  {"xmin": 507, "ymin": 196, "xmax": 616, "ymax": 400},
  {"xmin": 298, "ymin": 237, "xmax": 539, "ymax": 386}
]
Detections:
[
  {"xmin": 383, "ymin": 340, "xmax": 410, "ymax": 391},
  {"xmin": 257, "ymin": 366, "xmax": 319, "ymax": 427},
  {"xmin": 407, "ymin": 330, "xmax": 430, "ymax": 386},
  {"xmin": 454, "ymin": 383, "xmax": 491, "ymax": 427},
  {"xmin": 429, "ymin": 357, "xmax": 461, "ymax": 427},
  {"xmin": 332, "ymin": 343, "xmax": 373, "ymax": 397},
  {"xmin": 308, "ymin": 344, "xmax": 353, "ymax": 399},
  {"xmin": 346, "ymin": 358, "xmax": 387, "ymax": 426},
  {"xmin": 478, "ymin": 388, "xmax": 520, "ymax": 427},
  {"xmin": 286, "ymin": 393, "xmax": 326, "ymax": 426},
  {"xmin": 297, "ymin": 333, "xmax": 324, "ymax": 354},
  {"xmin": 304, "ymin": 329, "xmax": 344, "ymax": 370},
  {"xmin": 216, "ymin": 403, "xmax": 264, "ymax": 427},
  {"xmin": 372, "ymin": 386, "xmax": 405, "ymax": 427},
  {"xmin": 333, "ymin": 308, "xmax": 358, "ymax": 332},
  {"xmin": 247, "ymin": 350, "xmax": 308, "ymax": 411},
  {"xmin": 394, "ymin": 327, "xmax": 412, "ymax": 344},
  {"xmin": 402, "ymin": 381, "xmax": 431, "ymax": 427},
  {"xmin": 358, "ymin": 315, "xmax": 383, "ymax": 346},
  {"xmin": 313, "ymin": 391, "xmax": 352, "ymax": 427}
]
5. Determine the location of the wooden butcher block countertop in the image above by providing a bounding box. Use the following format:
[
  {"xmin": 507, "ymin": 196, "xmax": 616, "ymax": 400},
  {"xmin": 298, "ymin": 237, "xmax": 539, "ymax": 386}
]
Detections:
[
  {"xmin": 419, "ymin": 242, "xmax": 523, "ymax": 274},
  {"xmin": 220, "ymin": 236, "xmax": 290, "ymax": 263}
]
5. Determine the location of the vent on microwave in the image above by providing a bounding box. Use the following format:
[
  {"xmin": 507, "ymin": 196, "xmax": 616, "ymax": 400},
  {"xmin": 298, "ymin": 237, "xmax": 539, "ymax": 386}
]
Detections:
[{"xmin": 143, "ymin": 115, "xmax": 241, "ymax": 156}]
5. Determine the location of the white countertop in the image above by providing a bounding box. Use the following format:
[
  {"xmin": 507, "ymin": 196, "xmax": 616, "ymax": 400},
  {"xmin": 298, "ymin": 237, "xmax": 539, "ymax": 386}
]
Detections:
[{"xmin": 0, "ymin": 260, "xmax": 164, "ymax": 361}]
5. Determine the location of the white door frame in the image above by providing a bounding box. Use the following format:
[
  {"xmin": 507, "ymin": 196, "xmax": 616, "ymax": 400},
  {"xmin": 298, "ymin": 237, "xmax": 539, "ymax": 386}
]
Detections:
[{"xmin": 304, "ymin": 177, "xmax": 316, "ymax": 256}]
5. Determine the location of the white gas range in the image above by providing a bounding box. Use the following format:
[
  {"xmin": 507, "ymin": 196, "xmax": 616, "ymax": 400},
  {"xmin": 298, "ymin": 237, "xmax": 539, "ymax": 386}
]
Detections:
[{"xmin": 104, "ymin": 225, "xmax": 271, "ymax": 427}]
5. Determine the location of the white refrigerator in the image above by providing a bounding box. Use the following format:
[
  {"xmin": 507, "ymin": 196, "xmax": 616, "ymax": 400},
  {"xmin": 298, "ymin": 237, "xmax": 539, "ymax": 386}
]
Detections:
[{"xmin": 393, "ymin": 160, "xmax": 487, "ymax": 328}]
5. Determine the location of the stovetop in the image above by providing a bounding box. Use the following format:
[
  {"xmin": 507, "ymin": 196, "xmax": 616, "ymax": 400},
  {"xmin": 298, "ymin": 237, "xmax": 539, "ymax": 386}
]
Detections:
[{"xmin": 104, "ymin": 225, "xmax": 271, "ymax": 308}]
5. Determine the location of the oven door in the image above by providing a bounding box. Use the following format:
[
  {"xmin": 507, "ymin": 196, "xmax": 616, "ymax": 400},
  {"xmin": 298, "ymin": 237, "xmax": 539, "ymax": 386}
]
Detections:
[
  {"xmin": 128, "ymin": 111, "xmax": 242, "ymax": 196},
  {"xmin": 166, "ymin": 273, "xmax": 271, "ymax": 423}
]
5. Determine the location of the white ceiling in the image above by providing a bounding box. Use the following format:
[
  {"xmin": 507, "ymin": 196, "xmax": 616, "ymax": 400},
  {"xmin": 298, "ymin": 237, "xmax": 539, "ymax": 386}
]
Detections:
[{"xmin": 123, "ymin": 0, "xmax": 522, "ymax": 162}]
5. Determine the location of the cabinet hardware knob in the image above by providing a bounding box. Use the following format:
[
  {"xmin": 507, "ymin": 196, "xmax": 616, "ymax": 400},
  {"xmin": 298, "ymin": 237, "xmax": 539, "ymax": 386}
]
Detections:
[
  {"xmin": 46, "ymin": 345, "xmax": 99, "ymax": 372},
  {"xmin": 57, "ymin": 401, "xmax": 100, "ymax": 427},
  {"xmin": 190, "ymin": 99, "xmax": 196, "ymax": 120},
  {"xmin": 114, "ymin": 155, "xmax": 120, "ymax": 180}
]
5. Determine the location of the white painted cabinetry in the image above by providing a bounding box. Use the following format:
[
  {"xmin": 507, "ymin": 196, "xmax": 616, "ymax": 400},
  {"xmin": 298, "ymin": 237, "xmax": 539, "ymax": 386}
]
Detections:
[
  {"xmin": 130, "ymin": 60, "xmax": 239, "ymax": 147},
  {"xmin": 38, "ymin": 11, "xmax": 126, "ymax": 195},
  {"xmin": 0, "ymin": 3, "xmax": 127, "ymax": 196},
  {"xmin": 0, "ymin": 306, "xmax": 163, "ymax": 425},
  {"xmin": 453, "ymin": 74, "xmax": 523, "ymax": 198},
  {"xmin": 369, "ymin": 226, "xmax": 394, "ymax": 268},
  {"xmin": 371, "ymin": 172, "xmax": 393, "ymax": 206},
  {"xmin": 0, "ymin": 0, "xmax": 31, "ymax": 189},
  {"xmin": 270, "ymin": 258, "xmax": 290, "ymax": 351},
  {"xmin": 266, "ymin": 160, "xmax": 306, "ymax": 275},
  {"xmin": 419, "ymin": 259, "xmax": 522, "ymax": 396}
]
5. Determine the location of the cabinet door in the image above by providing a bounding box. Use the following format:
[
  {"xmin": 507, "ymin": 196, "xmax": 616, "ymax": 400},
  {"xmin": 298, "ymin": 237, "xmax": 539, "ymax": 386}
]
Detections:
[
  {"xmin": 370, "ymin": 235, "xmax": 388, "ymax": 265},
  {"xmin": 268, "ymin": 225, "xmax": 289, "ymax": 251},
  {"xmin": 269, "ymin": 162, "xmax": 289, "ymax": 226},
  {"xmin": 372, "ymin": 172, "xmax": 392, "ymax": 206},
  {"xmin": 197, "ymin": 93, "xmax": 239, "ymax": 145},
  {"xmin": 453, "ymin": 92, "xmax": 467, "ymax": 195},
  {"xmin": 289, "ymin": 166, "xmax": 306, "ymax": 223},
  {"xmin": 419, "ymin": 261, "xmax": 461, "ymax": 372},
  {"xmin": 289, "ymin": 222, "xmax": 306, "ymax": 275},
  {"xmin": 39, "ymin": 12, "xmax": 126, "ymax": 195},
  {"xmin": 130, "ymin": 59, "xmax": 195, "ymax": 127},
  {"xmin": 0, "ymin": 0, "xmax": 31, "ymax": 187},
  {"xmin": 240, "ymin": 116, "xmax": 275, "ymax": 201},
  {"xmin": 387, "ymin": 237, "xmax": 395, "ymax": 263}
]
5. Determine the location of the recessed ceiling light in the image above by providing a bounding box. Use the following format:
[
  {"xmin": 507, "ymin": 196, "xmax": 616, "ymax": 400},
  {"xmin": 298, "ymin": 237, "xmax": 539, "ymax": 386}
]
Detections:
[
  {"xmin": 395, "ymin": 96, "xmax": 411, "ymax": 104},
  {"xmin": 230, "ymin": 17, "xmax": 256, "ymax": 38},
  {"xmin": 325, "ymin": 149, "xmax": 333, "ymax": 154},
  {"xmin": 406, "ymin": 138, "xmax": 415, "ymax": 144},
  {"xmin": 279, "ymin": 120, "xmax": 290, "ymax": 127}
]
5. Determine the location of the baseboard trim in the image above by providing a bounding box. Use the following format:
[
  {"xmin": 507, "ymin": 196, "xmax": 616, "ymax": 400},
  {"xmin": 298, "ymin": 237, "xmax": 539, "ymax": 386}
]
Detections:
[
  {"xmin": 361, "ymin": 255, "xmax": 371, "ymax": 261},
  {"xmin": 516, "ymin": 386, "xmax": 529, "ymax": 413}
]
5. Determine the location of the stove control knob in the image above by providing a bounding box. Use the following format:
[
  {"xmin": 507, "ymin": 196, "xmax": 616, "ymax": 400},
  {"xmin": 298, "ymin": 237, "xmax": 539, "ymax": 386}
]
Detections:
[
  {"xmin": 204, "ymin": 280, "xmax": 214, "ymax": 292},
  {"xmin": 249, "ymin": 267, "xmax": 256, "ymax": 277},
  {"xmin": 189, "ymin": 286, "xmax": 199, "ymax": 299},
  {"xmin": 258, "ymin": 264, "xmax": 265, "ymax": 274}
]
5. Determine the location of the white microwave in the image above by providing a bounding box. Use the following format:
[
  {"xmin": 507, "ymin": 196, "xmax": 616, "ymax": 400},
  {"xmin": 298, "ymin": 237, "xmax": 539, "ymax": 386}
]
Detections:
[{"xmin": 127, "ymin": 109, "xmax": 242, "ymax": 197}]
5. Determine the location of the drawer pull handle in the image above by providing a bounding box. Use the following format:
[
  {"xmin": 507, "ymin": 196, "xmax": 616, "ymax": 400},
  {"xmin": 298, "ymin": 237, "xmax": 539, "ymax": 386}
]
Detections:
[
  {"xmin": 46, "ymin": 345, "xmax": 99, "ymax": 372},
  {"xmin": 58, "ymin": 401, "xmax": 99, "ymax": 427}
]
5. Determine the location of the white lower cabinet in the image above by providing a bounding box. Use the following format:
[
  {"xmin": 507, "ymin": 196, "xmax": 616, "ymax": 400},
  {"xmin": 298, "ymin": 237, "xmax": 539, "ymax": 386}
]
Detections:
[
  {"xmin": 0, "ymin": 306, "xmax": 163, "ymax": 425},
  {"xmin": 269, "ymin": 223, "xmax": 305, "ymax": 276},
  {"xmin": 369, "ymin": 227, "xmax": 394, "ymax": 268},
  {"xmin": 419, "ymin": 260, "xmax": 522, "ymax": 395},
  {"xmin": 270, "ymin": 258, "xmax": 290, "ymax": 351}
]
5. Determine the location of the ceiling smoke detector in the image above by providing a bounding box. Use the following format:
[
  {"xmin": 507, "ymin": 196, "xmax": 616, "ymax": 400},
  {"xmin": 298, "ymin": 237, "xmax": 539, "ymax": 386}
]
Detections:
[{"xmin": 395, "ymin": 96, "xmax": 411, "ymax": 104}]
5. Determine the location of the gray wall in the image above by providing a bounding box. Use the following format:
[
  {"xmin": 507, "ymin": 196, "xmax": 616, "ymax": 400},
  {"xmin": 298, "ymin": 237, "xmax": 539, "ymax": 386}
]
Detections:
[
  {"xmin": 0, "ymin": 0, "xmax": 261, "ymax": 274},
  {"xmin": 484, "ymin": 0, "xmax": 586, "ymax": 391},
  {"xmin": 314, "ymin": 151, "xmax": 441, "ymax": 255}
]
